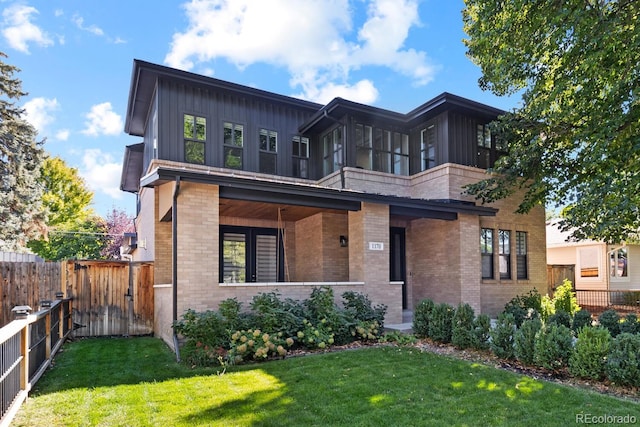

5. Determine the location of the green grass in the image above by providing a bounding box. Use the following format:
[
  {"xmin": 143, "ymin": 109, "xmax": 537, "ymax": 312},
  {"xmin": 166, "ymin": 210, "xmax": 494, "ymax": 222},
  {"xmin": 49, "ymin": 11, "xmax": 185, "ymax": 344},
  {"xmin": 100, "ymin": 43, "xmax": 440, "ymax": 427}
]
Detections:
[{"xmin": 13, "ymin": 337, "xmax": 639, "ymax": 427}]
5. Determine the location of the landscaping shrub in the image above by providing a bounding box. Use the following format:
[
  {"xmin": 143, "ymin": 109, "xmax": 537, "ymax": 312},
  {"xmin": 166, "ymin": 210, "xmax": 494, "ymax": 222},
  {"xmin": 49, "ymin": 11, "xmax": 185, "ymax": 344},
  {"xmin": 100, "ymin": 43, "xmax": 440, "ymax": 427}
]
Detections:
[
  {"xmin": 572, "ymin": 309, "xmax": 593, "ymax": 332},
  {"xmin": 503, "ymin": 289, "xmax": 542, "ymax": 327},
  {"xmin": 342, "ymin": 290, "xmax": 387, "ymax": 325},
  {"xmin": 304, "ymin": 287, "xmax": 352, "ymax": 344},
  {"xmin": 514, "ymin": 318, "xmax": 542, "ymax": 365},
  {"xmin": 490, "ymin": 312, "xmax": 516, "ymax": 360},
  {"xmin": 297, "ymin": 318, "xmax": 335, "ymax": 349},
  {"xmin": 605, "ymin": 333, "xmax": 640, "ymax": 387},
  {"xmin": 569, "ymin": 327, "xmax": 611, "ymax": 380},
  {"xmin": 547, "ymin": 310, "xmax": 572, "ymax": 329},
  {"xmin": 534, "ymin": 323, "xmax": 574, "ymax": 371},
  {"xmin": 451, "ymin": 303, "xmax": 476, "ymax": 349},
  {"xmin": 413, "ymin": 299, "xmax": 435, "ymax": 338},
  {"xmin": 471, "ymin": 314, "xmax": 491, "ymax": 350},
  {"xmin": 428, "ymin": 303, "xmax": 454, "ymax": 343},
  {"xmin": 540, "ymin": 294, "xmax": 555, "ymax": 323},
  {"xmin": 553, "ymin": 279, "xmax": 580, "ymax": 316},
  {"xmin": 618, "ymin": 313, "xmax": 640, "ymax": 335},
  {"xmin": 249, "ymin": 291, "xmax": 304, "ymax": 337},
  {"xmin": 173, "ymin": 309, "xmax": 229, "ymax": 366},
  {"xmin": 597, "ymin": 309, "xmax": 621, "ymax": 337},
  {"xmin": 228, "ymin": 329, "xmax": 294, "ymax": 364},
  {"xmin": 380, "ymin": 331, "xmax": 418, "ymax": 346}
]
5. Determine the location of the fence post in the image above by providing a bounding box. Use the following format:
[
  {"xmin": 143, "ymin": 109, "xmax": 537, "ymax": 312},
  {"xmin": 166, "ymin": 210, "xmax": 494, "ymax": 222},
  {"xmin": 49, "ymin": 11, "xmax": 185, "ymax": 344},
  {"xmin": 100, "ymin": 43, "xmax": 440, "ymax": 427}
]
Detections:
[
  {"xmin": 12, "ymin": 306, "xmax": 32, "ymax": 394},
  {"xmin": 41, "ymin": 301, "xmax": 53, "ymax": 360}
]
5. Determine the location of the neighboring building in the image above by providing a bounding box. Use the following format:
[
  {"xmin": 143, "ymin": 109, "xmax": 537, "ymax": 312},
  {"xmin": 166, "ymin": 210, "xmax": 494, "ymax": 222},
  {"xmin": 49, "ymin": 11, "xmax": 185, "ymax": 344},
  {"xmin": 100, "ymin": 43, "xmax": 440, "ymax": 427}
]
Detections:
[
  {"xmin": 120, "ymin": 60, "xmax": 546, "ymax": 347},
  {"xmin": 547, "ymin": 221, "xmax": 639, "ymax": 293}
]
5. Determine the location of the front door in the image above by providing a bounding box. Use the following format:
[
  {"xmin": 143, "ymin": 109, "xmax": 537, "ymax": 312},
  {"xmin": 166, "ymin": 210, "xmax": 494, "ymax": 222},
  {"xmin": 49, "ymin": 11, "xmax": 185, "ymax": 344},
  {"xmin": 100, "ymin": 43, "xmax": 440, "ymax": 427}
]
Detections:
[{"xmin": 390, "ymin": 227, "xmax": 407, "ymax": 309}]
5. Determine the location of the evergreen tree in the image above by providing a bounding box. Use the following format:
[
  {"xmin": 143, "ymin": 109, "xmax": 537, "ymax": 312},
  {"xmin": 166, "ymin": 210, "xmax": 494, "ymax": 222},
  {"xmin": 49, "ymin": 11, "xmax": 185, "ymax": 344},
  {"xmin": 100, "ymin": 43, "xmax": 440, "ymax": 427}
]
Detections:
[{"xmin": 0, "ymin": 52, "xmax": 46, "ymax": 250}]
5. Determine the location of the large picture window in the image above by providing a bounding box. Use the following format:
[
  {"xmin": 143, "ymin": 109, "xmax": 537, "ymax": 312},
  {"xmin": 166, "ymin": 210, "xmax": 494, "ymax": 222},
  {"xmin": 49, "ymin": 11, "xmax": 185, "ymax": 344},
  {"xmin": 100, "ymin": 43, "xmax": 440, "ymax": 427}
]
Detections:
[
  {"xmin": 224, "ymin": 122, "xmax": 243, "ymax": 169},
  {"xmin": 184, "ymin": 114, "xmax": 206, "ymax": 164},
  {"xmin": 481, "ymin": 228, "xmax": 494, "ymax": 279},
  {"xmin": 220, "ymin": 226, "xmax": 283, "ymax": 283}
]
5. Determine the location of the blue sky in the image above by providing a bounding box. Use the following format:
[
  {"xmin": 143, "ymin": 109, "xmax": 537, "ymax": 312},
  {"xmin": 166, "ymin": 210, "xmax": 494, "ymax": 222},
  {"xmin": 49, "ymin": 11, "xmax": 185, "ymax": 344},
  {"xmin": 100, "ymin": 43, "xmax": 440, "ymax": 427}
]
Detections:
[{"xmin": 0, "ymin": 0, "xmax": 521, "ymax": 217}]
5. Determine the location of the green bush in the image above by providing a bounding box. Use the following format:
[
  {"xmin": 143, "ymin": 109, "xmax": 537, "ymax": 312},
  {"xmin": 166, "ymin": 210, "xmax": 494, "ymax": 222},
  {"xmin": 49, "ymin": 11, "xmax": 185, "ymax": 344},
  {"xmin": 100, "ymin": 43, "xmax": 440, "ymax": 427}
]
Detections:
[
  {"xmin": 471, "ymin": 314, "xmax": 491, "ymax": 350},
  {"xmin": 413, "ymin": 299, "xmax": 435, "ymax": 338},
  {"xmin": 605, "ymin": 333, "xmax": 640, "ymax": 387},
  {"xmin": 451, "ymin": 303, "xmax": 476, "ymax": 349},
  {"xmin": 618, "ymin": 313, "xmax": 640, "ymax": 335},
  {"xmin": 572, "ymin": 309, "xmax": 593, "ymax": 332},
  {"xmin": 597, "ymin": 309, "xmax": 621, "ymax": 337},
  {"xmin": 297, "ymin": 318, "xmax": 335, "ymax": 349},
  {"xmin": 380, "ymin": 331, "xmax": 417, "ymax": 346},
  {"xmin": 173, "ymin": 309, "xmax": 229, "ymax": 366},
  {"xmin": 504, "ymin": 289, "xmax": 542, "ymax": 327},
  {"xmin": 490, "ymin": 312, "xmax": 516, "ymax": 360},
  {"xmin": 547, "ymin": 310, "xmax": 572, "ymax": 329},
  {"xmin": 534, "ymin": 324, "xmax": 574, "ymax": 371},
  {"xmin": 540, "ymin": 294, "xmax": 555, "ymax": 323},
  {"xmin": 250, "ymin": 291, "xmax": 304, "ymax": 337},
  {"xmin": 342, "ymin": 290, "xmax": 387, "ymax": 325},
  {"xmin": 228, "ymin": 329, "xmax": 294, "ymax": 364},
  {"xmin": 553, "ymin": 279, "xmax": 580, "ymax": 315},
  {"xmin": 514, "ymin": 318, "xmax": 542, "ymax": 365},
  {"xmin": 428, "ymin": 303, "xmax": 454, "ymax": 343},
  {"xmin": 569, "ymin": 327, "xmax": 611, "ymax": 380}
]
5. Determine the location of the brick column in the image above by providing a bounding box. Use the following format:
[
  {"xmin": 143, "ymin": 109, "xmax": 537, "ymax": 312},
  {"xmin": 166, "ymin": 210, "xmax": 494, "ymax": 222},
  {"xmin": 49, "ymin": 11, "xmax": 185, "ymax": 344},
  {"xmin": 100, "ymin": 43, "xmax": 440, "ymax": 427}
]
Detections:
[
  {"xmin": 458, "ymin": 214, "xmax": 481, "ymax": 314},
  {"xmin": 348, "ymin": 203, "xmax": 401, "ymax": 324}
]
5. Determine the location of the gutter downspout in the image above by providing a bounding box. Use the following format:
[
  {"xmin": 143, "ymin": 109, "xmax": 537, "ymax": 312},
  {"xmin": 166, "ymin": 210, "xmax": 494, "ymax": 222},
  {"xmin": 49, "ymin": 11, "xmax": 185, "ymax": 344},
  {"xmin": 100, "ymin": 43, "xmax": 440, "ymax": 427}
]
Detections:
[{"xmin": 172, "ymin": 176, "xmax": 181, "ymax": 362}]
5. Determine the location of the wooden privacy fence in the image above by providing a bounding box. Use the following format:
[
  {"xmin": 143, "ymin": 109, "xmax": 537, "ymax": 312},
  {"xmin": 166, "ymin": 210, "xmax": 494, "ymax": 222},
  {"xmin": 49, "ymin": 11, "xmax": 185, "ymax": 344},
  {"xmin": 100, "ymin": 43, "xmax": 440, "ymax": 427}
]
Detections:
[
  {"xmin": 547, "ymin": 264, "xmax": 575, "ymax": 295},
  {"xmin": 0, "ymin": 260, "xmax": 154, "ymax": 337}
]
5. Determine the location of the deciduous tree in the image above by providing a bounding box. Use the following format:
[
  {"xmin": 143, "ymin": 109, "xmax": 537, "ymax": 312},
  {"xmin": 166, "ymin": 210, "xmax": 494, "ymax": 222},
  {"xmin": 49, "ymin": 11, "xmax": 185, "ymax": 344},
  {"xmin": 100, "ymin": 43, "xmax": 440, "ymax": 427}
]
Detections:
[
  {"xmin": 463, "ymin": 0, "xmax": 640, "ymax": 243},
  {"xmin": 101, "ymin": 207, "xmax": 134, "ymax": 259}
]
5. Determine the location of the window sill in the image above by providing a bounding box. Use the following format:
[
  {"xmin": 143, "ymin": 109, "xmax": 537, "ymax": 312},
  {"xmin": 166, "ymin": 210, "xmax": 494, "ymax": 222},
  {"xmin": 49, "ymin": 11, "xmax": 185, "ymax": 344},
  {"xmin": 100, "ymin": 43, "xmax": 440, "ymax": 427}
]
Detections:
[{"xmin": 219, "ymin": 281, "xmax": 365, "ymax": 287}]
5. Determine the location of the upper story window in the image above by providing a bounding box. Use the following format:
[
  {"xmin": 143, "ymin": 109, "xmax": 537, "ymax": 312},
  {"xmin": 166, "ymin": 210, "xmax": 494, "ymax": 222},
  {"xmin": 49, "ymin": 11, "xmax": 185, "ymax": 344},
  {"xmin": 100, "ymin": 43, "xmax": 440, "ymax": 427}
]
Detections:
[
  {"xmin": 393, "ymin": 132, "xmax": 409, "ymax": 175},
  {"xmin": 184, "ymin": 114, "xmax": 206, "ymax": 164},
  {"xmin": 259, "ymin": 128, "xmax": 277, "ymax": 174},
  {"xmin": 224, "ymin": 122, "xmax": 243, "ymax": 169},
  {"xmin": 355, "ymin": 123, "xmax": 373, "ymax": 170},
  {"xmin": 477, "ymin": 123, "xmax": 492, "ymax": 169},
  {"xmin": 480, "ymin": 228, "xmax": 494, "ymax": 279},
  {"xmin": 420, "ymin": 124, "xmax": 436, "ymax": 171},
  {"xmin": 292, "ymin": 135, "xmax": 309, "ymax": 178},
  {"xmin": 323, "ymin": 127, "xmax": 343, "ymax": 176},
  {"xmin": 610, "ymin": 247, "xmax": 628, "ymax": 279},
  {"xmin": 372, "ymin": 128, "xmax": 409, "ymax": 175}
]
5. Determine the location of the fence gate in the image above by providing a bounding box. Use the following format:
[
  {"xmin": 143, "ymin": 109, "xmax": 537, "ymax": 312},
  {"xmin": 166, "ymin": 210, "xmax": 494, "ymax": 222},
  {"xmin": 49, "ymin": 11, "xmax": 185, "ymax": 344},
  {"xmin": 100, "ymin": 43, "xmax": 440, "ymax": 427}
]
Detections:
[
  {"xmin": 547, "ymin": 264, "xmax": 575, "ymax": 296},
  {"xmin": 65, "ymin": 260, "xmax": 154, "ymax": 337}
]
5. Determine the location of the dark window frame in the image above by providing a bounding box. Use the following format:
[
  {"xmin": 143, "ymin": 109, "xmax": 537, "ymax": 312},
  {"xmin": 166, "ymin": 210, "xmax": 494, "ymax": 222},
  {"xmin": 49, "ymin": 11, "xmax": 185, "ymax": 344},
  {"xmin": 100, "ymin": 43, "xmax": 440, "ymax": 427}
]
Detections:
[
  {"xmin": 184, "ymin": 113, "xmax": 206, "ymax": 164},
  {"xmin": 259, "ymin": 128, "xmax": 278, "ymax": 174},
  {"xmin": 223, "ymin": 122, "xmax": 244, "ymax": 169},
  {"xmin": 219, "ymin": 225, "xmax": 284, "ymax": 283},
  {"xmin": 499, "ymin": 229, "xmax": 511, "ymax": 280},
  {"xmin": 481, "ymin": 228, "xmax": 494, "ymax": 280},
  {"xmin": 516, "ymin": 231, "xmax": 528, "ymax": 280},
  {"xmin": 292, "ymin": 135, "xmax": 309, "ymax": 178}
]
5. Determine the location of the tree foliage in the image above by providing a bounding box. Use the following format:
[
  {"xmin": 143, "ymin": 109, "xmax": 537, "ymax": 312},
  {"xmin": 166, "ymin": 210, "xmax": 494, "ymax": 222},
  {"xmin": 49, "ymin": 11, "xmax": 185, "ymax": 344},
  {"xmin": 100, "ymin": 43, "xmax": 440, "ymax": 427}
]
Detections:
[
  {"xmin": 462, "ymin": 0, "xmax": 640, "ymax": 243},
  {"xmin": 0, "ymin": 52, "xmax": 46, "ymax": 250},
  {"xmin": 27, "ymin": 156, "xmax": 105, "ymax": 260},
  {"xmin": 101, "ymin": 207, "xmax": 134, "ymax": 259}
]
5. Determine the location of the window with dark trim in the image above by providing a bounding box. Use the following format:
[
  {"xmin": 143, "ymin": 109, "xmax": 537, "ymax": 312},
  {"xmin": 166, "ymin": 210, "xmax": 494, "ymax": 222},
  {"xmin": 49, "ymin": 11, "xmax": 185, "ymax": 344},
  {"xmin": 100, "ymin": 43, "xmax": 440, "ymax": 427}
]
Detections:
[
  {"xmin": 220, "ymin": 226, "xmax": 283, "ymax": 283},
  {"xmin": 481, "ymin": 228, "xmax": 494, "ymax": 279},
  {"xmin": 516, "ymin": 231, "xmax": 528, "ymax": 279},
  {"xmin": 355, "ymin": 123, "xmax": 373, "ymax": 170},
  {"xmin": 292, "ymin": 135, "xmax": 309, "ymax": 178},
  {"xmin": 476, "ymin": 123, "xmax": 491, "ymax": 169},
  {"xmin": 499, "ymin": 230, "xmax": 511, "ymax": 279},
  {"xmin": 224, "ymin": 122, "xmax": 243, "ymax": 169},
  {"xmin": 184, "ymin": 114, "xmax": 206, "ymax": 164},
  {"xmin": 420, "ymin": 123, "xmax": 436, "ymax": 171},
  {"xmin": 323, "ymin": 127, "xmax": 343, "ymax": 176},
  {"xmin": 259, "ymin": 128, "xmax": 277, "ymax": 174}
]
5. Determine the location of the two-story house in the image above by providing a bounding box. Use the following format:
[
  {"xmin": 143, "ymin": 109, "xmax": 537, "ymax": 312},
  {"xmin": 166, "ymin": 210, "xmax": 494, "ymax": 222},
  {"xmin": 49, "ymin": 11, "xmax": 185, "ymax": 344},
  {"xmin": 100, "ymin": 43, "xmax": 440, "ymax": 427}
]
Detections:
[{"xmin": 120, "ymin": 60, "xmax": 546, "ymax": 347}]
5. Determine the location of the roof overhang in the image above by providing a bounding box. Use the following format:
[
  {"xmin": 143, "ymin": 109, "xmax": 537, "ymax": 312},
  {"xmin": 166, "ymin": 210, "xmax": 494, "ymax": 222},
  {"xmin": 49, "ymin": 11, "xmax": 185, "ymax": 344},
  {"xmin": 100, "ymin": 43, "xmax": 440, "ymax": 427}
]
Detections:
[
  {"xmin": 120, "ymin": 142, "xmax": 144, "ymax": 193},
  {"xmin": 140, "ymin": 165, "xmax": 497, "ymax": 220}
]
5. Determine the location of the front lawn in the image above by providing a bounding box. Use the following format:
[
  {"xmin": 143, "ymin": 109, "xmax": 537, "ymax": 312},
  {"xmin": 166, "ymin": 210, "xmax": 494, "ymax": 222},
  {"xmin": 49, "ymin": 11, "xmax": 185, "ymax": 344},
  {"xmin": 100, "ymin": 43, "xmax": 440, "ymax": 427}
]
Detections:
[{"xmin": 13, "ymin": 337, "xmax": 639, "ymax": 426}]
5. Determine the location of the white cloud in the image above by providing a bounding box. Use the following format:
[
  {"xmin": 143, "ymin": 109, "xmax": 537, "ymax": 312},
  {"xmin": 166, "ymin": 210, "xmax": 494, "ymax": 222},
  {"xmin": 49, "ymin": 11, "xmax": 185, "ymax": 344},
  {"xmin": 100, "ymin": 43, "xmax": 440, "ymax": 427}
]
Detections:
[
  {"xmin": 80, "ymin": 149, "xmax": 123, "ymax": 199},
  {"xmin": 164, "ymin": 0, "xmax": 436, "ymax": 103},
  {"xmin": 81, "ymin": 102, "xmax": 123, "ymax": 136},
  {"xmin": 72, "ymin": 14, "xmax": 104, "ymax": 36},
  {"xmin": 23, "ymin": 97, "xmax": 59, "ymax": 134},
  {"xmin": 1, "ymin": 4, "xmax": 54, "ymax": 53},
  {"xmin": 294, "ymin": 79, "xmax": 379, "ymax": 105},
  {"xmin": 55, "ymin": 129, "xmax": 70, "ymax": 141}
]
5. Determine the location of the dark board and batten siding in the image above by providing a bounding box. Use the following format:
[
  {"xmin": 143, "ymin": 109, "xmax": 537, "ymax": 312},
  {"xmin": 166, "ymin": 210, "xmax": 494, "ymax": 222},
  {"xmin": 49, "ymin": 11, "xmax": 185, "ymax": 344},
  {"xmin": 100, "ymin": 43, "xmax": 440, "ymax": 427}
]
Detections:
[{"xmin": 155, "ymin": 79, "xmax": 317, "ymax": 178}]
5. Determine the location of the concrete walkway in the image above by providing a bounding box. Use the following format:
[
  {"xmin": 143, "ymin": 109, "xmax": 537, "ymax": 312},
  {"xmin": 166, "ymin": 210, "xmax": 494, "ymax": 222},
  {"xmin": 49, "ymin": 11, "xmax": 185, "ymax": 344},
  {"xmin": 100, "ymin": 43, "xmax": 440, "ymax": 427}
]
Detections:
[{"xmin": 385, "ymin": 310, "xmax": 413, "ymax": 333}]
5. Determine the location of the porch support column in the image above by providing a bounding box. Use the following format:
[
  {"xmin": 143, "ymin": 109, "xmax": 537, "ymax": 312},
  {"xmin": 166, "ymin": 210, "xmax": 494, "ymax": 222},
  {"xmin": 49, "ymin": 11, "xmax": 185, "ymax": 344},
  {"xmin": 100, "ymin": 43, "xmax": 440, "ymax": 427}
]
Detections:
[
  {"xmin": 458, "ymin": 213, "xmax": 481, "ymax": 314},
  {"xmin": 348, "ymin": 202, "xmax": 401, "ymax": 324}
]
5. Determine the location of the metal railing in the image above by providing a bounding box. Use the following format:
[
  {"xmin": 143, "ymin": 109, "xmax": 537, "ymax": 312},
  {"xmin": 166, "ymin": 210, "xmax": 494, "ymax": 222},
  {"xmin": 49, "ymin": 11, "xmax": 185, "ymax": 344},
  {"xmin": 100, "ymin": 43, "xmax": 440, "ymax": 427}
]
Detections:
[
  {"xmin": 0, "ymin": 298, "xmax": 72, "ymax": 426},
  {"xmin": 575, "ymin": 290, "xmax": 640, "ymax": 314}
]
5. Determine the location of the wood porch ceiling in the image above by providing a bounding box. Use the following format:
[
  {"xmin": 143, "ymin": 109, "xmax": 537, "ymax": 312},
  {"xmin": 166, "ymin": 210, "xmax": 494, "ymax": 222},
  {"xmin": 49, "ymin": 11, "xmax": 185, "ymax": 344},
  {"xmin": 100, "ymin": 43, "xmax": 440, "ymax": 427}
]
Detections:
[{"xmin": 219, "ymin": 198, "xmax": 346, "ymax": 221}]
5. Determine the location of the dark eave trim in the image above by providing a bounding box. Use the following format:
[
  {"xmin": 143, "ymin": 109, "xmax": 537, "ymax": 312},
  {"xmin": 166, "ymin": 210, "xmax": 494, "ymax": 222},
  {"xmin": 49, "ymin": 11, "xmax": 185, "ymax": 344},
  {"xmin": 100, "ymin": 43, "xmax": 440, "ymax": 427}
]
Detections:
[{"xmin": 140, "ymin": 166, "xmax": 498, "ymax": 218}]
